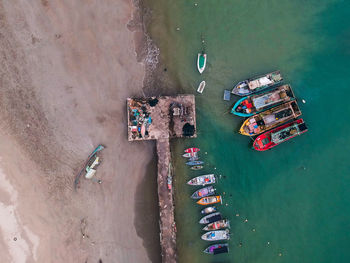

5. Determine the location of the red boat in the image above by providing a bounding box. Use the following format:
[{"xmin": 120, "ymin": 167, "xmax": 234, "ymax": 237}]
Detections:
[
  {"xmin": 253, "ymin": 119, "xmax": 308, "ymax": 151},
  {"xmin": 184, "ymin": 147, "xmax": 200, "ymax": 153}
]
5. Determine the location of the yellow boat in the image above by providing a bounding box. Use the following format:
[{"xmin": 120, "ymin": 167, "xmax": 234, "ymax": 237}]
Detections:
[{"xmin": 239, "ymin": 101, "xmax": 301, "ymax": 136}]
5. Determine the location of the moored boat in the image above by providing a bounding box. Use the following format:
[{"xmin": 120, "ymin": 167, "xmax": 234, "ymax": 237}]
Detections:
[
  {"xmin": 199, "ymin": 212, "xmax": 222, "ymax": 224},
  {"xmin": 231, "ymin": 84, "xmax": 294, "ymax": 117},
  {"xmin": 191, "ymin": 186, "xmax": 215, "ymax": 199},
  {"xmin": 186, "ymin": 160, "xmax": 204, "ymax": 166},
  {"xmin": 201, "ymin": 229, "xmax": 230, "ymax": 241},
  {"xmin": 203, "ymin": 243, "xmax": 229, "ymax": 255},
  {"xmin": 232, "ymin": 70, "xmax": 283, "ymax": 96},
  {"xmin": 191, "ymin": 165, "xmax": 203, "ymax": 170},
  {"xmin": 201, "ymin": 206, "xmax": 217, "ymax": 214},
  {"xmin": 253, "ymin": 119, "xmax": 308, "ymax": 151},
  {"xmin": 197, "ymin": 52, "xmax": 207, "ymax": 74},
  {"xmin": 203, "ymin": 220, "xmax": 230, "ymax": 231},
  {"xmin": 239, "ymin": 100, "xmax": 301, "ymax": 136},
  {"xmin": 197, "ymin": 80, "xmax": 206, "ymax": 94},
  {"xmin": 184, "ymin": 147, "xmax": 200, "ymax": 153},
  {"xmin": 197, "ymin": 195, "xmax": 222, "ymax": 205},
  {"xmin": 187, "ymin": 174, "xmax": 215, "ymax": 186},
  {"xmin": 182, "ymin": 152, "xmax": 198, "ymax": 158}
]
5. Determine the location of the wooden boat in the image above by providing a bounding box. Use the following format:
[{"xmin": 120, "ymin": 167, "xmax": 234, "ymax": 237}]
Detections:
[
  {"xmin": 186, "ymin": 160, "xmax": 204, "ymax": 166},
  {"xmin": 197, "ymin": 80, "xmax": 206, "ymax": 94},
  {"xmin": 199, "ymin": 212, "xmax": 222, "ymax": 224},
  {"xmin": 203, "ymin": 243, "xmax": 229, "ymax": 255},
  {"xmin": 203, "ymin": 220, "xmax": 230, "ymax": 231},
  {"xmin": 253, "ymin": 119, "xmax": 308, "ymax": 151},
  {"xmin": 231, "ymin": 84, "xmax": 294, "ymax": 117},
  {"xmin": 191, "ymin": 165, "xmax": 203, "ymax": 170},
  {"xmin": 184, "ymin": 147, "xmax": 200, "ymax": 153},
  {"xmin": 182, "ymin": 152, "xmax": 197, "ymax": 158},
  {"xmin": 187, "ymin": 174, "xmax": 215, "ymax": 186},
  {"xmin": 197, "ymin": 52, "xmax": 207, "ymax": 74},
  {"xmin": 201, "ymin": 206, "xmax": 217, "ymax": 214},
  {"xmin": 239, "ymin": 101, "xmax": 301, "ymax": 136},
  {"xmin": 197, "ymin": 195, "xmax": 222, "ymax": 205},
  {"xmin": 201, "ymin": 229, "xmax": 230, "ymax": 241},
  {"xmin": 191, "ymin": 186, "xmax": 215, "ymax": 199},
  {"xmin": 231, "ymin": 70, "xmax": 283, "ymax": 96}
]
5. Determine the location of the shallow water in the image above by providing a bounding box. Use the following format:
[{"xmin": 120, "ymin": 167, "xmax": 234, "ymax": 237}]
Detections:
[{"xmin": 144, "ymin": 0, "xmax": 350, "ymax": 262}]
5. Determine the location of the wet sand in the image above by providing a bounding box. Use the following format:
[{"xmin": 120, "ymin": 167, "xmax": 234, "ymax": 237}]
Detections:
[{"xmin": 0, "ymin": 0, "xmax": 160, "ymax": 262}]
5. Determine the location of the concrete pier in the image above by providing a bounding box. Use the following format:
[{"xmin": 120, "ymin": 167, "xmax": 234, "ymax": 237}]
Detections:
[{"xmin": 127, "ymin": 95, "xmax": 196, "ymax": 263}]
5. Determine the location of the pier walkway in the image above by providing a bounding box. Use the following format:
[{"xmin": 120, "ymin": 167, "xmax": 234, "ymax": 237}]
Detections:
[{"xmin": 127, "ymin": 95, "xmax": 196, "ymax": 263}]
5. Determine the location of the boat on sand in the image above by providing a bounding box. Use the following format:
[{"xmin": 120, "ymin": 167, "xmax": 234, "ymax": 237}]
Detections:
[
  {"xmin": 197, "ymin": 80, "xmax": 206, "ymax": 94},
  {"xmin": 203, "ymin": 220, "xmax": 230, "ymax": 231},
  {"xmin": 239, "ymin": 101, "xmax": 301, "ymax": 136},
  {"xmin": 197, "ymin": 195, "xmax": 222, "ymax": 205},
  {"xmin": 232, "ymin": 70, "xmax": 283, "ymax": 96},
  {"xmin": 201, "ymin": 229, "xmax": 230, "ymax": 241},
  {"xmin": 187, "ymin": 174, "xmax": 215, "ymax": 186},
  {"xmin": 199, "ymin": 212, "xmax": 222, "ymax": 224},
  {"xmin": 253, "ymin": 119, "xmax": 308, "ymax": 151},
  {"xmin": 203, "ymin": 243, "xmax": 229, "ymax": 255},
  {"xmin": 197, "ymin": 52, "xmax": 207, "ymax": 74},
  {"xmin": 201, "ymin": 206, "xmax": 217, "ymax": 214},
  {"xmin": 191, "ymin": 186, "xmax": 215, "ymax": 199},
  {"xmin": 231, "ymin": 84, "xmax": 295, "ymax": 117}
]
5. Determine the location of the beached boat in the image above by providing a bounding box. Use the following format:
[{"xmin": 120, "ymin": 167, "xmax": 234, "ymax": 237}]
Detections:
[
  {"xmin": 253, "ymin": 119, "xmax": 308, "ymax": 151},
  {"xmin": 184, "ymin": 147, "xmax": 200, "ymax": 153},
  {"xmin": 203, "ymin": 220, "xmax": 230, "ymax": 231},
  {"xmin": 232, "ymin": 71, "xmax": 283, "ymax": 96},
  {"xmin": 199, "ymin": 212, "xmax": 222, "ymax": 224},
  {"xmin": 239, "ymin": 101, "xmax": 301, "ymax": 136},
  {"xmin": 186, "ymin": 160, "xmax": 204, "ymax": 166},
  {"xmin": 197, "ymin": 195, "xmax": 222, "ymax": 205},
  {"xmin": 182, "ymin": 152, "xmax": 198, "ymax": 158},
  {"xmin": 231, "ymin": 84, "xmax": 294, "ymax": 117},
  {"xmin": 191, "ymin": 165, "xmax": 203, "ymax": 170},
  {"xmin": 191, "ymin": 186, "xmax": 216, "ymax": 199},
  {"xmin": 201, "ymin": 206, "xmax": 217, "ymax": 214},
  {"xmin": 197, "ymin": 80, "xmax": 206, "ymax": 94},
  {"xmin": 201, "ymin": 229, "xmax": 230, "ymax": 241},
  {"xmin": 203, "ymin": 243, "xmax": 229, "ymax": 255},
  {"xmin": 187, "ymin": 174, "xmax": 215, "ymax": 186},
  {"xmin": 197, "ymin": 52, "xmax": 207, "ymax": 74}
]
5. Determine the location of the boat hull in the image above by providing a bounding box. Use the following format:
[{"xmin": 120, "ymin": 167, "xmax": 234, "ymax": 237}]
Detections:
[
  {"xmin": 203, "ymin": 243, "xmax": 229, "ymax": 255},
  {"xmin": 199, "ymin": 212, "xmax": 222, "ymax": 224},
  {"xmin": 203, "ymin": 220, "xmax": 230, "ymax": 231},
  {"xmin": 201, "ymin": 206, "xmax": 217, "ymax": 214},
  {"xmin": 197, "ymin": 81, "xmax": 206, "ymax": 94},
  {"xmin": 191, "ymin": 186, "xmax": 215, "ymax": 199},
  {"xmin": 187, "ymin": 174, "xmax": 215, "ymax": 186},
  {"xmin": 184, "ymin": 147, "xmax": 200, "ymax": 153},
  {"xmin": 197, "ymin": 195, "xmax": 222, "ymax": 205},
  {"xmin": 201, "ymin": 229, "xmax": 230, "ymax": 241},
  {"xmin": 197, "ymin": 53, "xmax": 207, "ymax": 74}
]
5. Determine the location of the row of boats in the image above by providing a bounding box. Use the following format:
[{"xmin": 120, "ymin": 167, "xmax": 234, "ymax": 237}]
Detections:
[
  {"xmin": 230, "ymin": 71, "xmax": 308, "ymax": 151},
  {"xmin": 183, "ymin": 147, "xmax": 230, "ymax": 255}
]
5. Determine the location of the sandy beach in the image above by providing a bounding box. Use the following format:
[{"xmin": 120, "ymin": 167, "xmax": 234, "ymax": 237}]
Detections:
[{"xmin": 0, "ymin": 0, "xmax": 160, "ymax": 262}]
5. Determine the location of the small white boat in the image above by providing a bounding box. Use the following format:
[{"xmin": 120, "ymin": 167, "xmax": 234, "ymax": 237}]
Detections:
[
  {"xmin": 197, "ymin": 53, "xmax": 207, "ymax": 74},
  {"xmin": 197, "ymin": 81, "xmax": 206, "ymax": 94},
  {"xmin": 201, "ymin": 229, "xmax": 230, "ymax": 241}
]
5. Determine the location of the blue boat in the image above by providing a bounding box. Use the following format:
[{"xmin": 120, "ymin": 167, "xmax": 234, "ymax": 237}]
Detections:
[
  {"xmin": 186, "ymin": 160, "xmax": 204, "ymax": 166},
  {"xmin": 231, "ymin": 84, "xmax": 295, "ymax": 117}
]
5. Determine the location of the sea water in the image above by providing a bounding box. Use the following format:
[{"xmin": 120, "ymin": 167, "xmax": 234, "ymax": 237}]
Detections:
[{"xmin": 143, "ymin": 0, "xmax": 350, "ymax": 262}]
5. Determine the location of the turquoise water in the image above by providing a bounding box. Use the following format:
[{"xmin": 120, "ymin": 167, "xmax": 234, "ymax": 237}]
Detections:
[{"xmin": 144, "ymin": 0, "xmax": 350, "ymax": 262}]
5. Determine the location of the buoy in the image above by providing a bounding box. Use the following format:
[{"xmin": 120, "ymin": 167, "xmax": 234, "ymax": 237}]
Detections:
[{"xmin": 302, "ymin": 99, "xmax": 306, "ymax": 104}]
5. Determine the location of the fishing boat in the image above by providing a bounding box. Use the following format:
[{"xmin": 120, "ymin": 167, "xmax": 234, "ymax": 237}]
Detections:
[
  {"xmin": 186, "ymin": 160, "xmax": 204, "ymax": 166},
  {"xmin": 203, "ymin": 220, "xmax": 230, "ymax": 231},
  {"xmin": 188, "ymin": 156, "xmax": 199, "ymax": 161},
  {"xmin": 231, "ymin": 84, "xmax": 294, "ymax": 117},
  {"xmin": 197, "ymin": 52, "xmax": 207, "ymax": 74},
  {"xmin": 201, "ymin": 206, "xmax": 217, "ymax": 214},
  {"xmin": 199, "ymin": 212, "xmax": 222, "ymax": 224},
  {"xmin": 197, "ymin": 80, "xmax": 206, "ymax": 94},
  {"xmin": 223, "ymin": 90, "xmax": 231, "ymax": 101},
  {"xmin": 182, "ymin": 152, "xmax": 198, "ymax": 158},
  {"xmin": 201, "ymin": 229, "xmax": 230, "ymax": 241},
  {"xmin": 239, "ymin": 101, "xmax": 301, "ymax": 136},
  {"xmin": 203, "ymin": 243, "xmax": 229, "ymax": 255},
  {"xmin": 197, "ymin": 195, "xmax": 222, "ymax": 205},
  {"xmin": 191, "ymin": 165, "xmax": 203, "ymax": 170},
  {"xmin": 191, "ymin": 186, "xmax": 215, "ymax": 199},
  {"xmin": 184, "ymin": 147, "xmax": 200, "ymax": 153},
  {"xmin": 231, "ymin": 70, "xmax": 283, "ymax": 96},
  {"xmin": 253, "ymin": 119, "xmax": 308, "ymax": 151},
  {"xmin": 187, "ymin": 174, "xmax": 215, "ymax": 186}
]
